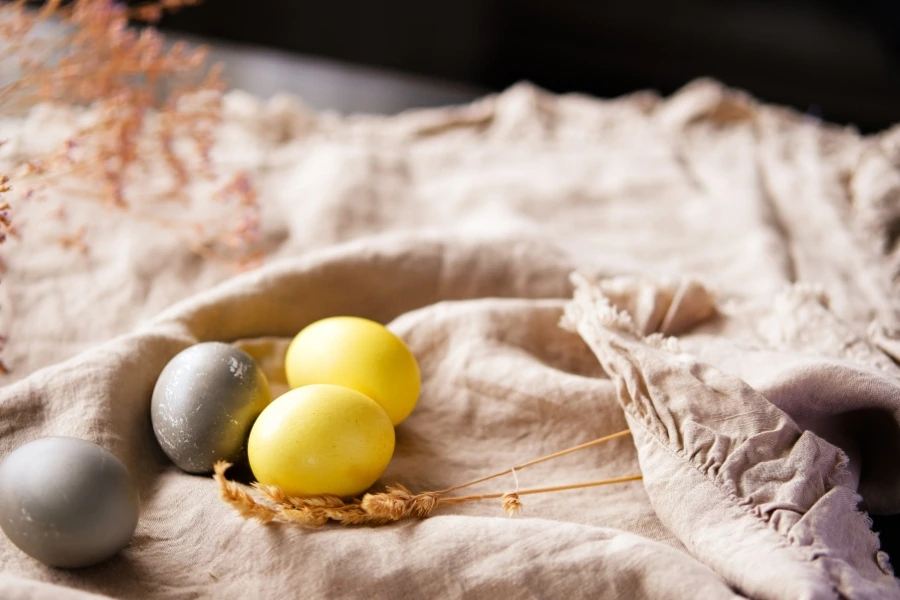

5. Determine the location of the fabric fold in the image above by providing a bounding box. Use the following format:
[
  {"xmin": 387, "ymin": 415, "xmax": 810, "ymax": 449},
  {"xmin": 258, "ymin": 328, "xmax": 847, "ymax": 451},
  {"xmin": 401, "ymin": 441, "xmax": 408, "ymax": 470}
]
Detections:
[
  {"xmin": 563, "ymin": 273, "xmax": 900, "ymax": 600},
  {"xmin": 2, "ymin": 77, "xmax": 900, "ymax": 599}
]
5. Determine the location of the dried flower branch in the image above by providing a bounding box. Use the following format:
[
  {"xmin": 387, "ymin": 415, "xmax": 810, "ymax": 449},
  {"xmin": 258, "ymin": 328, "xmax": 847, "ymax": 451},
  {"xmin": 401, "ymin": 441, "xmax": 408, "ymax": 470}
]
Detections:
[
  {"xmin": 0, "ymin": 0, "xmax": 264, "ymax": 258},
  {"xmin": 0, "ymin": 1, "xmax": 266, "ymax": 368},
  {"xmin": 214, "ymin": 429, "xmax": 643, "ymax": 528},
  {"xmin": 58, "ymin": 225, "xmax": 88, "ymax": 254},
  {"xmin": 1, "ymin": 0, "xmax": 225, "ymax": 200},
  {"xmin": 0, "ymin": 174, "xmax": 12, "ymax": 245},
  {"xmin": 0, "ymin": 175, "xmax": 10, "ymax": 374}
]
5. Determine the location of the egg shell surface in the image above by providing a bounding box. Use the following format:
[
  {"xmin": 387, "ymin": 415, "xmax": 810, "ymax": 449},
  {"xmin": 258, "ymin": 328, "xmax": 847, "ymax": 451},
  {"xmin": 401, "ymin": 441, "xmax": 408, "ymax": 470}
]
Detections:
[
  {"xmin": 284, "ymin": 316, "xmax": 420, "ymax": 425},
  {"xmin": 151, "ymin": 342, "xmax": 272, "ymax": 473},
  {"xmin": 0, "ymin": 437, "xmax": 140, "ymax": 568},
  {"xmin": 248, "ymin": 384, "xmax": 395, "ymax": 497}
]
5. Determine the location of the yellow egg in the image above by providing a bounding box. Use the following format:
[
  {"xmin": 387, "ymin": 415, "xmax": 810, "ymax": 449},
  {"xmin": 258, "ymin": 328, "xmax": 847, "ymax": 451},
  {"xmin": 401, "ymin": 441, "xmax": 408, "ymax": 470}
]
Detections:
[
  {"xmin": 285, "ymin": 316, "xmax": 421, "ymax": 425},
  {"xmin": 248, "ymin": 384, "xmax": 395, "ymax": 497}
]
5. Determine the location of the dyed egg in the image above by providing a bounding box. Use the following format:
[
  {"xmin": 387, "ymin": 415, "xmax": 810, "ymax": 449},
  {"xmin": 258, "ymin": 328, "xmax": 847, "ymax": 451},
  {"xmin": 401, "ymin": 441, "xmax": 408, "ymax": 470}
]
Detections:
[
  {"xmin": 151, "ymin": 342, "xmax": 272, "ymax": 474},
  {"xmin": 248, "ymin": 384, "xmax": 395, "ymax": 497},
  {"xmin": 0, "ymin": 437, "xmax": 140, "ymax": 568},
  {"xmin": 284, "ymin": 316, "xmax": 421, "ymax": 425}
]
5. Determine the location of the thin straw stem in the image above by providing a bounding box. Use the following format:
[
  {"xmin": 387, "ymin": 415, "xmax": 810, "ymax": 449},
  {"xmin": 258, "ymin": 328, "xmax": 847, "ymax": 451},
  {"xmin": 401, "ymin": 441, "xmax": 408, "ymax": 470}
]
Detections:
[
  {"xmin": 441, "ymin": 474, "xmax": 644, "ymax": 504},
  {"xmin": 438, "ymin": 428, "xmax": 632, "ymax": 494}
]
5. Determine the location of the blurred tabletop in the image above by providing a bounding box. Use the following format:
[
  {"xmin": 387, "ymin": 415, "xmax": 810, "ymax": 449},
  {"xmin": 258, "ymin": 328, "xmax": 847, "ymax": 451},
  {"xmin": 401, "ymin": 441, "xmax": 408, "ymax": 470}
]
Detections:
[{"xmin": 186, "ymin": 34, "xmax": 486, "ymax": 115}]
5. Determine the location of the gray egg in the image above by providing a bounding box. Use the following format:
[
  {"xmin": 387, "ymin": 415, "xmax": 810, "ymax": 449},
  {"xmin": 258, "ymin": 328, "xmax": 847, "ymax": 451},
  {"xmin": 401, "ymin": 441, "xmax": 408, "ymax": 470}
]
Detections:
[
  {"xmin": 151, "ymin": 342, "xmax": 272, "ymax": 474},
  {"xmin": 0, "ymin": 437, "xmax": 140, "ymax": 568}
]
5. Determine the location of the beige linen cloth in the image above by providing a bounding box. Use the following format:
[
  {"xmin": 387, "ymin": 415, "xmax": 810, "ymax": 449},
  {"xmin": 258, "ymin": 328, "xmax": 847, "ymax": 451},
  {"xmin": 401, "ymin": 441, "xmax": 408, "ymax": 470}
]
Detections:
[{"xmin": 1, "ymin": 79, "xmax": 899, "ymax": 599}]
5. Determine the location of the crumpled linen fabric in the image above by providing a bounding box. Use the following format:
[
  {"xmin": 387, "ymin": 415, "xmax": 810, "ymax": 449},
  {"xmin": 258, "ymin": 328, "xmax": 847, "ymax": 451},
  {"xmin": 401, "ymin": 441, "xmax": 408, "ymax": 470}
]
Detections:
[{"xmin": 0, "ymin": 79, "xmax": 899, "ymax": 599}]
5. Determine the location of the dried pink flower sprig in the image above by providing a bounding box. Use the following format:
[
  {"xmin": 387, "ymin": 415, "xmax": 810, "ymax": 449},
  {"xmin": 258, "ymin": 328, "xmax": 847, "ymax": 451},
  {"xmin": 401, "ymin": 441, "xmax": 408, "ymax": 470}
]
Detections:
[
  {"xmin": 2, "ymin": 5, "xmax": 267, "ymax": 252},
  {"xmin": 0, "ymin": 1, "xmax": 266, "ymax": 367},
  {"xmin": 0, "ymin": 0, "xmax": 262, "ymax": 256},
  {"xmin": 1, "ymin": 0, "xmax": 224, "ymax": 205}
]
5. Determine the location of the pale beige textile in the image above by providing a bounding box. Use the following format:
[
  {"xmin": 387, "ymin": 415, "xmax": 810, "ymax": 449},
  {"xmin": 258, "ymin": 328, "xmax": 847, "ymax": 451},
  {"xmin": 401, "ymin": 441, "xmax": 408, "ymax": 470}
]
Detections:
[{"xmin": 0, "ymin": 79, "xmax": 899, "ymax": 599}]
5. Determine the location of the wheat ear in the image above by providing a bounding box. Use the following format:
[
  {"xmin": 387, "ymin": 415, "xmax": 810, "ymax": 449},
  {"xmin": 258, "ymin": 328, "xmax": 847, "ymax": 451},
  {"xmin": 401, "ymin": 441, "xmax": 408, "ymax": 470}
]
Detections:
[{"xmin": 213, "ymin": 429, "xmax": 641, "ymax": 527}]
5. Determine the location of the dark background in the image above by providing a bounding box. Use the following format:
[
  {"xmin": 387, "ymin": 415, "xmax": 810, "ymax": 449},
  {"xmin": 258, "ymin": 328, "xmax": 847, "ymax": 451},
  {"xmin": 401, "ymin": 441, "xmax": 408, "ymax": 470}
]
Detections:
[{"xmin": 158, "ymin": 0, "xmax": 900, "ymax": 132}]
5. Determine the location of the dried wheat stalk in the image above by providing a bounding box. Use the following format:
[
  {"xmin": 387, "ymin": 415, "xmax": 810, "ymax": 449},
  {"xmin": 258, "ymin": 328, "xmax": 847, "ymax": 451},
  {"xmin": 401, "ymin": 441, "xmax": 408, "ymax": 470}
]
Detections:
[
  {"xmin": 436, "ymin": 428, "xmax": 633, "ymax": 495},
  {"xmin": 214, "ymin": 429, "xmax": 643, "ymax": 528},
  {"xmin": 213, "ymin": 461, "xmax": 275, "ymax": 525},
  {"xmin": 501, "ymin": 493, "xmax": 522, "ymax": 517}
]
